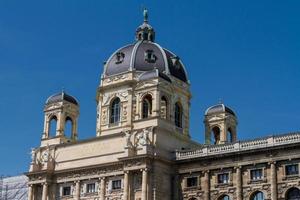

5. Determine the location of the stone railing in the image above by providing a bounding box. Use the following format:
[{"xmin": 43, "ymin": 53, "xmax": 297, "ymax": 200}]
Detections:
[{"xmin": 176, "ymin": 132, "xmax": 300, "ymax": 160}]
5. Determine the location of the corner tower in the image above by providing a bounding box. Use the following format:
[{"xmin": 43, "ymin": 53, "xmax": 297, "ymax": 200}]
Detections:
[
  {"xmin": 96, "ymin": 9, "xmax": 194, "ymax": 158},
  {"xmin": 41, "ymin": 91, "xmax": 79, "ymax": 147},
  {"xmin": 204, "ymin": 103, "xmax": 238, "ymax": 144}
]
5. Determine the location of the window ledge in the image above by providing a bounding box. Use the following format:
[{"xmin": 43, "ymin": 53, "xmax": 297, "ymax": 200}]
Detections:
[
  {"xmin": 248, "ymin": 178, "xmax": 267, "ymax": 184},
  {"xmin": 109, "ymin": 122, "xmax": 120, "ymax": 128},
  {"xmin": 83, "ymin": 192, "xmax": 98, "ymax": 196},
  {"xmin": 184, "ymin": 186, "xmax": 201, "ymax": 191},
  {"xmin": 283, "ymin": 175, "xmax": 300, "ymax": 181},
  {"xmin": 60, "ymin": 195, "xmax": 73, "ymax": 199},
  {"xmin": 215, "ymin": 183, "xmax": 232, "ymax": 188}
]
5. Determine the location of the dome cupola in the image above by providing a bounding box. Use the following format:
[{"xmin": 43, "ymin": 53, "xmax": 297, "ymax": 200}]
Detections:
[
  {"xmin": 205, "ymin": 103, "xmax": 236, "ymax": 116},
  {"xmin": 46, "ymin": 91, "xmax": 79, "ymax": 105},
  {"xmin": 103, "ymin": 9, "xmax": 189, "ymax": 83},
  {"xmin": 135, "ymin": 8, "xmax": 155, "ymax": 42},
  {"xmin": 204, "ymin": 103, "xmax": 238, "ymax": 145}
]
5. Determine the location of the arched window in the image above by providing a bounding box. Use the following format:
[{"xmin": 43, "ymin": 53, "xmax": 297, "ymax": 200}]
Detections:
[
  {"xmin": 175, "ymin": 102, "xmax": 183, "ymax": 128},
  {"xmin": 251, "ymin": 191, "xmax": 264, "ymax": 200},
  {"xmin": 110, "ymin": 98, "xmax": 121, "ymax": 124},
  {"xmin": 160, "ymin": 96, "xmax": 168, "ymax": 119},
  {"xmin": 286, "ymin": 187, "xmax": 300, "ymax": 200},
  {"xmin": 219, "ymin": 195, "xmax": 230, "ymax": 200},
  {"xmin": 65, "ymin": 117, "xmax": 73, "ymax": 137},
  {"xmin": 211, "ymin": 126, "xmax": 221, "ymax": 144},
  {"xmin": 142, "ymin": 95, "xmax": 152, "ymax": 118},
  {"xmin": 227, "ymin": 128, "xmax": 232, "ymax": 143},
  {"xmin": 49, "ymin": 116, "xmax": 57, "ymax": 137}
]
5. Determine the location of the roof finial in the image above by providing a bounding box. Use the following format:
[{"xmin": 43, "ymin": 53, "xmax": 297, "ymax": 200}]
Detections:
[
  {"xmin": 218, "ymin": 98, "xmax": 223, "ymax": 104},
  {"xmin": 143, "ymin": 8, "xmax": 148, "ymax": 23}
]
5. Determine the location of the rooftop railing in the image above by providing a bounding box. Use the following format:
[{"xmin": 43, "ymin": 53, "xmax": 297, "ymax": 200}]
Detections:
[{"xmin": 176, "ymin": 132, "xmax": 300, "ymax": 160}]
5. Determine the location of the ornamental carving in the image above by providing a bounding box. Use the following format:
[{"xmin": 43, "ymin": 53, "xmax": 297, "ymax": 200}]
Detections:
[{"xmin": 104, "ymin": 74, "xmax": 128, "ymax": 84}]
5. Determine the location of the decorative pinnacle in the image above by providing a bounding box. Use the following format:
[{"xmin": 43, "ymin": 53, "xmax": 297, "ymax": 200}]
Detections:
[{"xmin": 143, "ymin": 8, "xmax": 148, "ymax": 22}]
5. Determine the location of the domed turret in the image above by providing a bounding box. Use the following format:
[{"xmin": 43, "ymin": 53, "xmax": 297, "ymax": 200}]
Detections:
[
  {"xmin": 42, "ymin": 90, "xmax": 80, "ymax": 147},
  {"xmin": 204, "ymin": 103, "xmax": 238, "ymax": 145},
  {"xmin": 205, "ymin": 103, "xmax": 236, "ymax": 116},
  {"xmin": 103, "ymin": 9, "xmax": 189, "ymax": 83},
  {"xmin": 46, "ymin": 91, "xmax": 79, "ymax": 105}
]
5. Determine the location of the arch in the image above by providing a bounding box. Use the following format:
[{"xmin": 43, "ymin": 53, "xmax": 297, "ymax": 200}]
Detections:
[
  {"xmin": 286, "ymin": 187, "xmax": 300, "ymax": 200},
  {"xmin": 250, "ymin": 191, "xmax": 265, "ymax": 200},
  {"xmin": 142, "ymin": 94, "xmax": 152, "ymax": 118},
  {"xmin": 64, "ymin": 116, "xmax": 73, "ymax": 137},
  {"xmin": 110, "ymin": 97, "xmax": 121, "ymax": 124},
  {"xmin": 227, "ymin": 128, "xmax": 232, "ymax": 143},
  {"xmin": 188, "ymin": 198, "xmax": 197, "ymax": 200},
  {"xmin": 174, "ymin": 102, "xmax": 183, "ymax": 128},
  {"xmin": 218, "ymin": 195, "xmax": 230, "ymax": 200},
  {"xmin": 211, "ymin": 126, "xmax": 221, "ymax": 144},
  {"xmin": 48, "ymin": 115, "xmax": 58, "ymax": 137},
  {"xmin": 160, "ymin": 96, "xmax": 168, "ymax": 119}
]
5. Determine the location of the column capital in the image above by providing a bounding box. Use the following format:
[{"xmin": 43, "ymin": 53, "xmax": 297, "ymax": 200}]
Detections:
[
  {"xmin": 42, "ymin": 182, "xmax": 48, "ymax": 186},
  {"xmin": 268, "ymin": 161, "xmax": 277, "ymax": 165},
  {"xmin": 99, "ymin": 176, "xmax": 106, "ymax": 180},
  {"xmin": 141, "ymin": 168, "xmax": 149, "ymax": 172},
  {"xmin": 124, "ymin": 170, "xmax": 130, "ymax": 174},
  {"xmin": 234, "ymin": 165, "xmax": 242, "ymax": 170},
  {"xmin": 74, "ymin": 180, "xmax": 80, "ymax": 183}
]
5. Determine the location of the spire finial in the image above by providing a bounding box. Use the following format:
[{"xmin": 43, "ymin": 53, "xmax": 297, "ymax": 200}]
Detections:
[
  {"xmin": 218, "ymin": 98, "xmax": 223, "ymax": 104},
  {"xmin": 143, "ymin": 8, "xmax": 148, "ymax": 22}
]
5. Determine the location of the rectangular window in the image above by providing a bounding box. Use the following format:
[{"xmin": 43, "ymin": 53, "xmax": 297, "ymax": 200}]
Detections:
[
  {"xmin": 217, "ymin": 173, "xmax": 229, "ymax": 184},
  {"xmin": 62, "ymin": 186, "xmax": 71, "ymax": 196},
  {"xmin": 251, "ymin": 169, "xmax": 263, "ymax": 181},
  {"xmin": 286, "ymin": 164, "xmax": 299, "ymax": 176},
  {"xmin": 112, "ymin": 180, "xmax": 121, "ymax": 190},
  {"xmin": 186, "ymin": 177, "xmax": 198, "ymax": 187},
  {"xmin": 86, "ymin": 183, "xmax": 96, "ymax": 193}
]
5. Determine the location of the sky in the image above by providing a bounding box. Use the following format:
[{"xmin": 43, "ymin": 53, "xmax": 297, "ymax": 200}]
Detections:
[{"xmin": 0, "ymin": 0, "xmax": 299, "ymax": 175}]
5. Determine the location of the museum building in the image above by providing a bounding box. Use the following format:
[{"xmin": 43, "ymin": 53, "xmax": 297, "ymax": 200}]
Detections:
[{"xmin": 26, "ymin": 10, "xmax": 300, "ymax": 200}]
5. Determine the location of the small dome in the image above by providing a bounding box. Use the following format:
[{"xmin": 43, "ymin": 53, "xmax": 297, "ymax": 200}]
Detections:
[
  {"xmin": 205, "ymin": 104, "xmax": 236, "ymax": 116},
  {"xmin": 103, "ymin": 9, "xmax": 188, "ymax": 83},
  {"xmin": 46, "ymin": 91, "xmax": 79, "ymax": 105}
]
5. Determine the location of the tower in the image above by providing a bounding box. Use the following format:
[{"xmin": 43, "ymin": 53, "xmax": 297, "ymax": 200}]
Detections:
[
  {"xmin": 41, "ymin": 91, "xmax": 79, "ymax": 147},
  {"xmin": 96, "ymin": 9, "xmax": 192, "ymax": 145},
  {"xmin": 204, "ymin": 103, "xmax": 238, "ymax": 144}
]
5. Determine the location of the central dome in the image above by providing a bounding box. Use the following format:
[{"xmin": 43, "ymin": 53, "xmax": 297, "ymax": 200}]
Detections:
[{"xmin": 103, "ymin": 9, "xmax": 188, "ymax": 83}]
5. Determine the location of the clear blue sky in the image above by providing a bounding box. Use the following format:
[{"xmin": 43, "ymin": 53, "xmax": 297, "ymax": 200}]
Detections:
[{"xmin": 0, "ymin": 1, "xmax": 299, "ymax": 175}]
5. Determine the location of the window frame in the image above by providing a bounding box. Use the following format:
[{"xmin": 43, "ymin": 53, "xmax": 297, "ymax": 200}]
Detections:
[
  {"xmin": 250, "ymin": 168, "xmax": 264, "ymax": 181},
  {"xmin": 175, "ymin": 102, "xmax": 183, "ymax": 128},
  {"xmin": 186, "ymin": 176, "xmax": 198, "ymax": 188},
  {"xmin": 62, "ymin": 186, "xmax": 72, "ymax": 196},
  {"xmin": 86, "ymin": 182, "xmax": 96, "ymax": 194},
  {"xmin": 110, "ymin": 98, "xmax": 121, "ymax": 125},
  {"xmin": 285, "ymin": 164, "xmax": 299, "ymax": 177},
  {"xmin": 217, "ymin": 173, "xmax": 230, "ymax": 185},
  {"xmin": 142, "ymin": 95, "xmax": 152, "ymax": 119},
  {"xmin": 251, "ymin": 191, "xmax": 265, "ymax": 200},
  {"xmin": 111, "ymin": 179, "xmax": 122, "ymax": 190}
]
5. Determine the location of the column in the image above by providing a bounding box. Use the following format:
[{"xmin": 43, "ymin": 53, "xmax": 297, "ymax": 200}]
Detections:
[
  {"xmin": 50, "ymin": 183, "xmax": 57, "ymax": 200},
  {"xmin": 271, "ymin": 162, "xmax": 278, "ymax": 200},
  {"xmin": 42, "ymin": 182, "xmax": 48, "ymax": 200},
  {"xmin": 99, "ymin": 177, "xmax": 106, "ymax": 200},
  {"xmin": 127, "ymin": 89, "xmax": 133, "ymax": 126},
  {"xmin": 75, "ymin": 181, "xmax": 80, "ymax": 200},
  {"xmin": 28, "ymin": 184, "xmax": 33, "ymax": 200},
  {"xmin": 204, "ymin": 171, "xmax": 210, "ymax": 200},
  {"xmin": 236, "ymin": 166, "xmax": 242, "ymax": 200},
  {"xmin": 142, "ymin": 169, "xmax": 148, "ymax": 200},
  {"xmin": 123, "ymin": 171, "xmax": 129, "ymax": 200}
]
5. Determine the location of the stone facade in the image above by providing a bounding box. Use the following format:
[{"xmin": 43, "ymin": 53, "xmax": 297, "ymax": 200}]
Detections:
[{"xmin": 26, "ymin": 10, "xmax": 300, "ymax": 200}]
